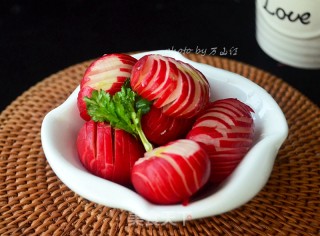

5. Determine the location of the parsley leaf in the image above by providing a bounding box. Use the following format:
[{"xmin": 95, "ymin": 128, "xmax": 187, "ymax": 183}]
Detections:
[{"xmin": 84, "ymin": 82, "xmax": 153, "ymax": 152}]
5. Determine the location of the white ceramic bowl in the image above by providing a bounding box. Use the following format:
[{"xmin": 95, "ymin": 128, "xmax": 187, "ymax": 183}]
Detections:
[{"xmin": 41, "ymin": 50, "xmax": 288, "ymax": 223}]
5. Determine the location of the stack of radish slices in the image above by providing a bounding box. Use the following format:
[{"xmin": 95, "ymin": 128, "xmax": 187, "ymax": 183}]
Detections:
[{"xmin": 76, "ymin": 53, "xmax": 255, "ymax": 205}]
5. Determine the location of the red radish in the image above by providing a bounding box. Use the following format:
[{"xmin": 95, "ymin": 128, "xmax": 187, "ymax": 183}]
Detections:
[
  {"xmin": 77, "ymin": 120, "xmax": 144, "ymax": 186},
  {"xmin": 131, "ymin": 139, "xmax": 211, "ymax": 205},
  {"xmin": 77, "ymin": 53, "xmax": 137, "ymax": 120},
  {"xmin": 130, "ymin": 54, "xmax": 210, "ymax": 119},
  {"xmin": 141, "ymin": 105, "xmax": 194, "ymax": 146},
  {"xmin": 186, "ymin": 98, "xmax": 255, "ymax": 185}
]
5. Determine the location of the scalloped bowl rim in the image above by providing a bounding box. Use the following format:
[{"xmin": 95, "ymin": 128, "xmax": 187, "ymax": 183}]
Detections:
[{"xmin": 41, "ymin": 50, "xmax": 288, "ymax": 223}]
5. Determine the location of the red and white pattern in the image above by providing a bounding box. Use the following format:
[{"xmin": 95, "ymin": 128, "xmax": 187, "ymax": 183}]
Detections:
[
  {"xmin": 187, "ymin": 98, "xmax": 255, "ymax": 185},
  {"xmin": 131, "ymin": 139, "xmax": 210, "ymax": 204},
  {"xmin": 130, "ymin": 54, "xmax": 210, "ymax": 119},
  {"xmin": 77, "ymin": 53, "xmax": 137, "ymax": 120}
]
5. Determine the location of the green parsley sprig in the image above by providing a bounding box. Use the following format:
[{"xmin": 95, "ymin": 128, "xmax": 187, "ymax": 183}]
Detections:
[{"xmin": 84, "ymin": 81, "xmax": 153, "ymax": 152}]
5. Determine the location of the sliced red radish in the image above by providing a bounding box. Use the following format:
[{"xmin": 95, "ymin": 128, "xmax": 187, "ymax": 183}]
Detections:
[
  {"xmin": 131, "ymin": 139, "xmax": 211, "ymax": 205},
  {"xmin": 187, "ymin": 98, "xmax": 255, "ymax": 185},
  {"xmin": 77, "ymin": 53, "xmax": 137, "ymax": 120},
  {"xmin": 77, "ymin": 120, "xmax": 144, "ymax": 186},
  {"xmin": 130, "ymin": 54, "xmax": 210, "ymax": 119}
]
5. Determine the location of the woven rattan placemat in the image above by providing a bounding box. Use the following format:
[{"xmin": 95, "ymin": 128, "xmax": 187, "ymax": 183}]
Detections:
[{"xmin": 1, "ymin": 53, "xmax": 319, "ymax": 235}]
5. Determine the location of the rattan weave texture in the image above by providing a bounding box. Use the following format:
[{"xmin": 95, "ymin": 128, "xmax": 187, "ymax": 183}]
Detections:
[{"xmin": 0, "ymin": 54, "xmax": 319, "ymax": 235}]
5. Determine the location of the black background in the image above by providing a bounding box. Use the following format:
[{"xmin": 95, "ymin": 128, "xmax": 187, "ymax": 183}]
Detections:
[{"xmin": 1, "ymin": 0, "xmax": 319, "ymax": 112}]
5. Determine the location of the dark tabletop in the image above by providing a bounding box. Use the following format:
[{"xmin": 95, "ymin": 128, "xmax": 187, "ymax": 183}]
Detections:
[{"xmin": 1, "ymin": 0, "xmax": 319, "ymax": 112}]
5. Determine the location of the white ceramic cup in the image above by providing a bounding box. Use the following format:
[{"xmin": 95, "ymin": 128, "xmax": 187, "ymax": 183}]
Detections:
[{"xmin": 256, "ymin": 0, "xmax": 320, "ymax": 69}]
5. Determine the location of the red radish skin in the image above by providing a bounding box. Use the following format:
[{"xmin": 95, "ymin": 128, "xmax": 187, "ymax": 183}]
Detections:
[
  {"xmin": 163, "ymin": 58, "xmax": 210, "ymax": 118},
  {"xmin": 77, "ymin": 53, "xmax": 137, "ymax": 120},
  {"xmin": 77, "ymin": 120, "xmax": 144, "ymax": 186},
  {"xmin": 131, "ymin": 139, "xmax": 211, "ymax": 205},
  {"xmin": 161, "ymin": 69, "xmax": 192, "ymax": 116},
  {"xmin": 131, "ymin": 55, "xmax": 178, "ymax": 102},
  {"xmin": 77, "ymin": 86, "xmax": 95, "ymax": 121},
  {"xmin": 142, "ymin": 59, "xmax": 179, "ymax": 103},
  {"xmin": 130, "ymin": 54, "xmax": 210, "ymax": 119},
  {"xmin": 141, "ymin": 105, "xmax": 194, "ymax": 146},
  {"xmin": 187, "ymin": 98, "xmax": 255, "ymax": 185}
]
